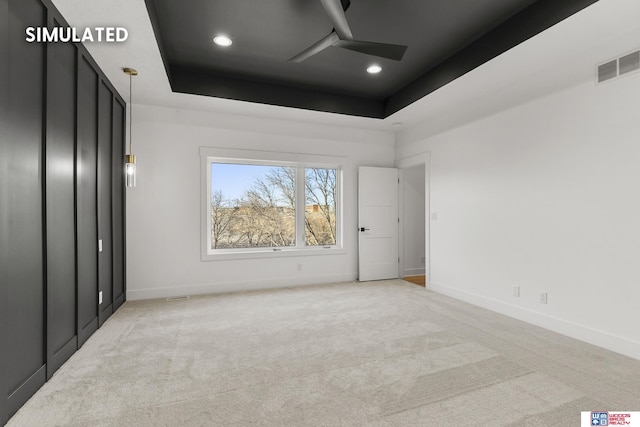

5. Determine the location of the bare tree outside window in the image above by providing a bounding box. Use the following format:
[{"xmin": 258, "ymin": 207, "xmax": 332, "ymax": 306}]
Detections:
[
  {"xmin": 236, "ymin": 167, "xmax": 296, "ymax": 248},
  {"xmin": 305, "ymin": 168, "xmax": 337, "ymax": 246},
  {"xmin": 210, "ymin": 190, "xmax": 238, "ymax": 249}
]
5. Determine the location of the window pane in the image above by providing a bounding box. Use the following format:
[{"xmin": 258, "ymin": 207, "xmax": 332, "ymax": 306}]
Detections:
[
  {"xmin": 305, "ymin": 168, "xmax": 337, "ymax": 246},
  {"xmin": 211, "ymin": 163, "xmax": 296, "ymax": 249}
]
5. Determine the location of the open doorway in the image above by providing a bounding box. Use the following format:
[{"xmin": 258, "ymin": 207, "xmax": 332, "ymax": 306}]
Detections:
[{"xmin": 400, "ymin": 162, "xmax": 427, "ymax": 287}]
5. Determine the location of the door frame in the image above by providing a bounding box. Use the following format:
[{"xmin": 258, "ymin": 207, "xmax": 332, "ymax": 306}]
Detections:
[{"xmin": 397, "ymin": 152, "xmax": 431, "ymax": 286}]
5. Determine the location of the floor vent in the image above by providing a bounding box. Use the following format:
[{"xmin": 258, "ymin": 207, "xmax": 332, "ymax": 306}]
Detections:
[
  {"xmin": 598, "ymin": 50, "xmax": 640, "ymax": 83},
  {"xmin": 166, "ymin": 296, "xmax": 190, "ymax": 301}
]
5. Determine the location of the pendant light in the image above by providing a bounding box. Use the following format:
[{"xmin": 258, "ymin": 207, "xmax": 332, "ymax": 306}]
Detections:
[{"xmin": 123, "ymin": 67, "xmax": 138, "ymax": 187}]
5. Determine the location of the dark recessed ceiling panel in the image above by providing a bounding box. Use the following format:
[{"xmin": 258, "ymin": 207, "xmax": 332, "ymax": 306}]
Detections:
[{"xmin": 145, "ymin": 0, "xmax": 599, "ymax": 118}]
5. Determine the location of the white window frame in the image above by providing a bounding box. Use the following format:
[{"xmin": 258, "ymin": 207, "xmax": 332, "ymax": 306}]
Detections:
[{"xmin": 200, "ymin": 147, "xmax": 344, "ymax": 261}]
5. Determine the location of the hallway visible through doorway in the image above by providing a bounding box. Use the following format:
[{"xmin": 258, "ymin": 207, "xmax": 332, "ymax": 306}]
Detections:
[
  {"xmin": 403, "ymin": 275, "xmax": 426, "ymax": 287},
  {"xmin": 401, "ymin": 163, "xmax": 427, "ymax": 284}
]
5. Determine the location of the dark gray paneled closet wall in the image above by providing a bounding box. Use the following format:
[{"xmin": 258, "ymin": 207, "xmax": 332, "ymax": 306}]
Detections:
[
  {"xmin": 0, "ymin": 0, "xmax": 126, "ymax": 423},
  {"xmin": 1, "ymin": 0, "xmax": 11, "ymax": 422}
]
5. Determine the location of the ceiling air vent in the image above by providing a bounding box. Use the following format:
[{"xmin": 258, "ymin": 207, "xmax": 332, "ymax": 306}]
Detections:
[
  {"xmin": 597, "ymin": 50, "xmax": 640, "ymax": 83},
  {"xmin": 598, "ymin": 60, "xmax": 617, "ymax": 83},
  {"xmin": 619, "ymin": 51, "xmax": 640, "ymax": 76}
]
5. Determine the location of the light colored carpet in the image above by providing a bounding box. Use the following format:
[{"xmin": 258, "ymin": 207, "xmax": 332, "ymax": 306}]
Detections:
[{"xmin": 7, "ymin": 280, "xmax": 640, "ymax": 426}]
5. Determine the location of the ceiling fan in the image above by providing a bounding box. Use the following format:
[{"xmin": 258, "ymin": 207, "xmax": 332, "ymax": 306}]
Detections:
[{"xmin": 289, "ymin": 0, "xmax": 408, "ymax": 62}]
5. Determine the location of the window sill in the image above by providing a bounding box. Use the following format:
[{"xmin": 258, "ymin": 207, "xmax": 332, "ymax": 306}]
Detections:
[{"xmin": 201, "ymin": 247, "xmax": 346, "ymax": 262}]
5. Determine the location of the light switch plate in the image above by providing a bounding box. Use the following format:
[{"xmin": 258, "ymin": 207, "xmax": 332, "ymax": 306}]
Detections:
[{"xmin": 98, "ymin": 239, "xmax": 103, "ymax": 252}]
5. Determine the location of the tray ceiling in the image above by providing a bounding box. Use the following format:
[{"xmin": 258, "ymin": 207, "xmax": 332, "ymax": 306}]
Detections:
[{"xmin": 145, "ymin": 0, "xmax": 599, "ymax": 118}]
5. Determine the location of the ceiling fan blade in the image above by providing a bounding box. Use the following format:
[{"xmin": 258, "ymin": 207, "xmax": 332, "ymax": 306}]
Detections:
[
  {"xmin": 334, "ymin": 39, "xmax": 408, "ymax": 61},
  {"xmin": 319, "ymin": 0, "xmax": 353, "ymax": 40},
  {"xmin": 289, "ymin": 31, "xmax": 340, "ymax": 62}
]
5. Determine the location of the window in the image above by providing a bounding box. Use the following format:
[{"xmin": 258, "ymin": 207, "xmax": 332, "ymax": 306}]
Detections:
[
  {"xmin": 210, "ymin": 163, "xmax": 297, "ymax": 249},
  {"xmin": 305, "ymin": 168, "xmax": 337, "ymax": 246},
  {"xmin": 202, "ymin": 152, "xmax": 342, "ymax": 259}
]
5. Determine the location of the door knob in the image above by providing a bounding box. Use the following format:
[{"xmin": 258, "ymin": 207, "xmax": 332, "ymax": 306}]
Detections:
[{"xmin": 359, "ymin": 227, "xmax": 370, "ymax": 232}]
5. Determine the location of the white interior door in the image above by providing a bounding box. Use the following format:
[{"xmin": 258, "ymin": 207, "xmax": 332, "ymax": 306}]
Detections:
[{"xmin": 358, "ymin": 166, "xmax": 399, "ymax": 281}]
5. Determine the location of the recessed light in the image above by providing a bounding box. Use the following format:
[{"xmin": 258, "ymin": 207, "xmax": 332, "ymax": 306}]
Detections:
[
  {"xmin": 213, "ymin": 35, "xmax": 232, "ymax": 47},
  {"xmin": 367, "ymin": 65, "xmax": 382, "ymax": 74}
]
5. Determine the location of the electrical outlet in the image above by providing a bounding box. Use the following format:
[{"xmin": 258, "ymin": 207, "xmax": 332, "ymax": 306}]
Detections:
[
  {"xmin": 99, "ymin": 291, "xmax": 103, "ymax": 305},
  {"xmin": 540, "ymin": 292, "xmax": 548, "ymax": 304},
  {"xmin": 513, "ymin": 286, "xmax": 520, "ymax": 297},
  {"xmin": 430, "ymin": 212, "xmax": 438, "ymax": 221}
]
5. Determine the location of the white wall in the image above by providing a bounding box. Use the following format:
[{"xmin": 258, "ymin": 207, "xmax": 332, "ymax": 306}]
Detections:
[
  {"xmin": 396, "ymin": 71, "xmax": 640, "ymax": 359},
  {"xmin": 126, "ymin": 105, "xmax": 395, "ymax": 300},
  {"xmin": 402, "ymin": 165, "xmax": 426, "ymax": 276}
]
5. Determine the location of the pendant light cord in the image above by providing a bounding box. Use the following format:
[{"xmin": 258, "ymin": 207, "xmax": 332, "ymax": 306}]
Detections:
[{"xmin": 129, "ymin": 72, "xmax": 133, "ymax": 156}]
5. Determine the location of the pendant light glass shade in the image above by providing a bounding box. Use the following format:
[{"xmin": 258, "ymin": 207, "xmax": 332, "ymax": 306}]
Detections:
[
  {"xmin": 123, "ymin": 67, "xmax": 138, "ymax": 188},
  {"xmin": 125, "ymin": 154, "xmax": 136, "ymax": 187}
]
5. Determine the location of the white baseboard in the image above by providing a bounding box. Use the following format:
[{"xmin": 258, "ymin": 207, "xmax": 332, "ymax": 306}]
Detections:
[
  {"xmin": 126, "ymin": 273, "xmax": 358, "ymax": 301},
  {"xmin": 429, "ymin": 281, "xmax": 640, "ymax": 361},
  {"xmin": 403, "ymin": 268, "xmax": 425, "ymax": 277}
]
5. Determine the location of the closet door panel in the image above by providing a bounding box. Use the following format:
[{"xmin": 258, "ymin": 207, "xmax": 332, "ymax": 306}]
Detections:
[
  {"xmin": 0, "ymin": 0, "xmax": 10, "ymax": 422},
  {"xmin": 76, "ymin": 55, "xmax": 99, "ymax": 347},
  {"xmin": 112, "ymin": 100, "xmax": 126, "ymax": 309},
  {"xmin": 4, "ymin": 0, "xmax": 47, "ymax": 417},
  {"xmin": 98, "ymin": 82, "xmax": 113, "ymax": 326},
  {"xmin": 45, "ymin": 23, "xmax": 77, "ymax": 378}
]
